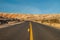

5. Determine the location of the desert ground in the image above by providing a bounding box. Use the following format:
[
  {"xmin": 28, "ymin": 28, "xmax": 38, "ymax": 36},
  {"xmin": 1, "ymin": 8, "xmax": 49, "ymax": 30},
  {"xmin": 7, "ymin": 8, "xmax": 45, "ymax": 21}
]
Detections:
[{"xmin": 0, "ymin": 12, "xmax": 60, "ymax": 29}]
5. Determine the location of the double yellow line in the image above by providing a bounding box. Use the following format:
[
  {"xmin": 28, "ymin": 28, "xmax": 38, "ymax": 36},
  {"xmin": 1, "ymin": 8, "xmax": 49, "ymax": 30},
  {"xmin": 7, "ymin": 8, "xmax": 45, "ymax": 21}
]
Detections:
[{"xmin": 29, "ymin": 22, "xmax": 34, "ymax": 40}]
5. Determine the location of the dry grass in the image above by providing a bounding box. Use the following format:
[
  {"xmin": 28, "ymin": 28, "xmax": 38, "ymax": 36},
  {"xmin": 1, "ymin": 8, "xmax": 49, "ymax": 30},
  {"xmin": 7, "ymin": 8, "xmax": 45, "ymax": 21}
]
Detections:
[{"xmin": 36, "ymin": 22, "xmax": 60, "ymax": 29}]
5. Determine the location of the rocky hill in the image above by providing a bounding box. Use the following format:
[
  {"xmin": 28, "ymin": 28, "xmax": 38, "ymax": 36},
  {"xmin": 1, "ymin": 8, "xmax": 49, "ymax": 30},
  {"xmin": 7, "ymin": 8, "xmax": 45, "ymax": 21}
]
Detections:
[{"xmin": 0, "ymin": 12, "xmax": 60, "ymax": 21}]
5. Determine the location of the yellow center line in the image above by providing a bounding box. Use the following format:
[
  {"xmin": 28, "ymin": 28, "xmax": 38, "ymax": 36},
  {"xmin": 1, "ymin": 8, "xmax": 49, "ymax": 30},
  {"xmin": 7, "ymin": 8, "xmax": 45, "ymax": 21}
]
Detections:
[{"xmin": 29, "ymin": 22, "xmax": 33, "ymax": 40}]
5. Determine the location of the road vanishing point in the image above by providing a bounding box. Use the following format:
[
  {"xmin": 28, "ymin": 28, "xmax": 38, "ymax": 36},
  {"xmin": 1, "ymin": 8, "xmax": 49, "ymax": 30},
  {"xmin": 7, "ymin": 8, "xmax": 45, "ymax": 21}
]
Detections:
[{"xmin": 0, "ymin": 21, "xmax": 60, "ymax": 40}]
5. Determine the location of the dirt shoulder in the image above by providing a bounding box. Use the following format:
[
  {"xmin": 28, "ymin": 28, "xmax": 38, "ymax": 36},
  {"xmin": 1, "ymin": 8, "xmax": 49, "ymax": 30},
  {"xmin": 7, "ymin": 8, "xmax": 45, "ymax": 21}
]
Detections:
[
  {"xmin": 0, "ymin": 21, "xmax": 24, "ymax": 28},
  {"xmin": 34, "ymin": 21, "xmax": 60, "ymax": 30}
]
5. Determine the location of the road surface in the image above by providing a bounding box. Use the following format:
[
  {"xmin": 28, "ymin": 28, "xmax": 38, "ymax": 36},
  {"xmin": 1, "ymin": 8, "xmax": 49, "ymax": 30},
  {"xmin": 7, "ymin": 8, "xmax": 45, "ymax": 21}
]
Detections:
[{"xmin": 0, "ymin": 21, "xmax": 60, "ymax": 40}]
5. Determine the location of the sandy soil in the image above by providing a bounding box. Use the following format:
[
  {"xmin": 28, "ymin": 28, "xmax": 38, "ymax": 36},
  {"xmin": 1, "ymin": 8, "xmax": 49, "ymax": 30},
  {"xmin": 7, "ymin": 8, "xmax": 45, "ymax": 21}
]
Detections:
[{"xmin": 0, "ymin": 21, "xmax": 23, "ymax": 28}]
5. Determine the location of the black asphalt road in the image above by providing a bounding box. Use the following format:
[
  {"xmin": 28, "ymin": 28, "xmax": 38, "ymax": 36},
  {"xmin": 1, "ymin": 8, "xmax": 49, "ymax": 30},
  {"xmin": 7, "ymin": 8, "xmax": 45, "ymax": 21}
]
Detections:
[
  {"xmin": 0, "ymin": 21, "xmax": 60, "ymax": 40},
  {"xmin": 0, "ymin": 21, "xmax": 29, "ymax": 40},
  {"xmin": 31, "ymin": 22, "xmax": 60, "ymax": 40}
]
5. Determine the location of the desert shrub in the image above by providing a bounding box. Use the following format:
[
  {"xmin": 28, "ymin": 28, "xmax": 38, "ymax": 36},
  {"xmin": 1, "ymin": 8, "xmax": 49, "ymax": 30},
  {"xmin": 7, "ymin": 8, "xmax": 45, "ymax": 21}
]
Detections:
[
  {"xmin": 41, "ymin": 19, "xmax": 48, "ymax": 23},
  {"xmin": 41, "ymin": 18, "xmax": 60, "ymax": 23},
  {"xmin": 49, "ymin": 18, "xmax": 59, "ymax": 23}
]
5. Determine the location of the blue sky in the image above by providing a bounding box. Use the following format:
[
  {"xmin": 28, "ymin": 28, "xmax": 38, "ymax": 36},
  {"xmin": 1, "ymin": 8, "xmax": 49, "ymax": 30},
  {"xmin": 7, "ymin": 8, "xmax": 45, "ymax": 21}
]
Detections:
[{"xmin": 0, "ymin": 0, "xmax": 60, "ymax": 14}]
